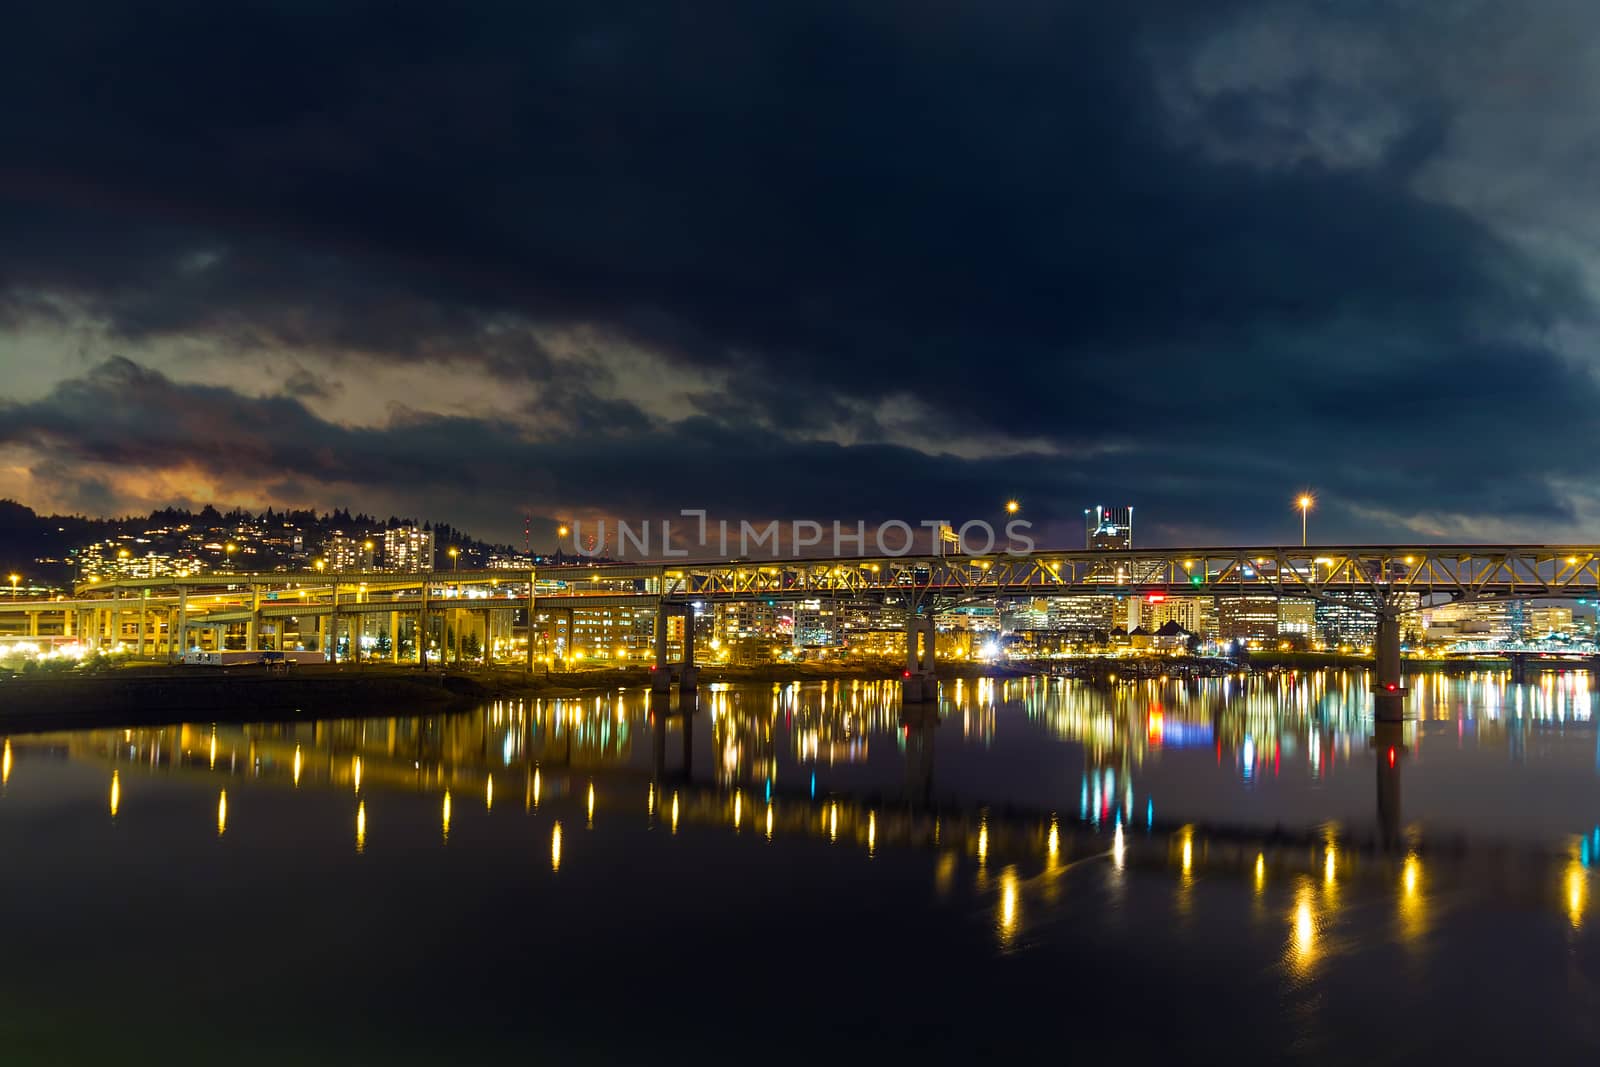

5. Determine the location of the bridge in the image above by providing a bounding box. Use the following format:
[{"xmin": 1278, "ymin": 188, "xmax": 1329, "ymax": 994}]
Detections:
[{"xmin": 6, "ymin": 544, "xmax": 1600, "ymax": 717}]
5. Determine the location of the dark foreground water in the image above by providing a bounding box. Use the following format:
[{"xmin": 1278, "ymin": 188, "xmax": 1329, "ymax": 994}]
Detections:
[{"xmin": 3, "ymin": 670, "xmax": 1599, "ymax": 1063}]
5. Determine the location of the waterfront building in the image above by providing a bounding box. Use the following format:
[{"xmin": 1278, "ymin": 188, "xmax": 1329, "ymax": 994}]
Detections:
[
  {"xmin": 1217, "ymin": 595, "xmax": 1279, "ymax": 644},
  {"xmin": 1048, "ymin": 594, "xmax": 1117, "ymax": 635},
  {"xmin": 1524, "ymin": 606, "xmax": 1575, "ymax": 638},
  {"xmin": 1135, "ymin": 594, "xmax": 1210, "ymax": 637},
  {"xmin": 1278, "ymin": 598, "xmax": 1317, "ymax": 639}
]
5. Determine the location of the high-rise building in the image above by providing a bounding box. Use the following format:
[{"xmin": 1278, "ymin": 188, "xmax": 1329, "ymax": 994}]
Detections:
[
  {"xmin": 1084, "ymin": 506, "xmax": 1133, "ymax": 550},
  {"xmin": 1217, "ymin": 595, "xmax": 1279, "ymax": 644},
  {"xmin": 1312, "ymin": 592, "xmax": 1421, "ymax": 648},
  {"xmin": 384, "ymin": 526, "xmax": 435, "ymax": 573},
  {"xmin": 326, "ymin": 533, "xmax": 376, "ymax": 572}
]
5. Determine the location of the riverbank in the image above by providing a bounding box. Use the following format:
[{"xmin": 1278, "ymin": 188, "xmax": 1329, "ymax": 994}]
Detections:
[{"xmin": 0, "ymin": 659, "xmax": 1039, "ymax": 734}]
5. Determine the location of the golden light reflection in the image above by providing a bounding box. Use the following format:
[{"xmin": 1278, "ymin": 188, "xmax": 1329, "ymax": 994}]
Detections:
[
  {"xmin": 733, "ymin": 790, "xmax": 742, "ymax": 830},
  {"xmin": 216, "ymin": 790, "xmax": 227, "ymax": 836},
  {"xmin": 531, "ymin": 766, "xmax": 542, "ymax": 811},
  {"xmin": 1046, "ymin": 818, "xmax": 1059, "ymax": 862},
  {"xmin": 208, "ymin": 732, "xmax": 217, "ymax": 770},
  {"xmin": 1294, "ymin": 896, "xmax": 1316, "ymax": 960},
  {"xmin": 292, "ymin": 744, "xmax": 302, "ymax": 788},
  {"xmin": 485, "ymin": 774, "xmax": 494, "ymax": 812},
  {"xmin": 1255, "ymin": 852, "xmax": 1266, "ymax": 893},
  {"xmin": 1181, "ymin": 833, "xmax": 1193, "ymax": 875},
  {"xmin": 441, "ymin": 790, "xmax": 452, "ymax": 843},
  {"xmin": 868, "ymin": 811, "xmax": 877, "ymax": 856},
  {"xmin": 356, "ymin": 801, "xmax": 366, "ymax": 853},
  {"xmin": 997, "ymin": 866, "xmax": 1020, "ymax": 946},
  {"xmin": 829, "ymin": 802, "xmax": 839, "ymax": 843},
  {"xmin": 352, "ymin": 756, "xmax": 362, "ymax": 795},
  {"xmin": 109, "ymin": 770, "xmax": 120, "ymax": 817},
  {"xmin": 1112, "ymin": 821, "xmax": 1126, "ymax": 870},
  {"xmin": 1398, "ymin": 852, "xmax": 1426, "ymax": 943},
  {"xmin": 671, "ymin": 791, "xmax": 680, "ymax": 834},
  {"xmin": 648, "ymin": 781, "xmax": 656, "ymax": 818},
  {"xmin": 977, "ymin": 819, "xmax": 989, "ymax": 865},
  {"xmin": 551, "ymin": 821, "xmax": 563, "ymax": 872},
  {"xmin": 1324, "ymin": 845, "xmax": 1337, "ymax": 886},
  {"xmin": 1567, "ymin": 861, "xmax": 1587, "ymax": 928},
  {"xmin": 765, "ymin": 803, "xmax": 774, "ymax": 841},
  {"xmin": 2, "ymin": 739, "xmax": 10, "ymax": 786},
  {"xmin": 586, "ymin": 782, "xmax": 595, "ymax": 827}
]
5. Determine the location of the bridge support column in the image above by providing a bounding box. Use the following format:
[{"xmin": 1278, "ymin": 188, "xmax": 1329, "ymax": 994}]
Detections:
[
  {"xmin": 1373, "ymin": 613, "xmax": 1406, "ymax": 722},
  {"xmin": 1509, "ymin": 654, "xmax": 1528, "ymax": 685},
  {"xmin": 534, "ymin": 572, "xmax": 547, "ymax": 671},
  {"xmin": 389, "ymin": 610, "xmax": 400, "ymax": 663},
  {"xmin": 418, "ymin": 580, "xmax": 430, "ymax": 669},
  {"xmin": 175, "ymin": 591, "xmax": 187, "ymax": 661},
  {"xmin": 680, "ymin": 601, "xmax": 698, "ymax": 694},
  {"xmin": 651, "ymin": 601, "xmax": 672, "ymax": 692},
  {"xmin": 903, "ymin": 612, "xmax": 938, "ymax": 703}
]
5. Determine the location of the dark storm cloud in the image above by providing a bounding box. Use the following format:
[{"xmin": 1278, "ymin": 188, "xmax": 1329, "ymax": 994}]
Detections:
[{"xmin": 1, "ymin": 1, "xmax": 1597, "ymax": 539}]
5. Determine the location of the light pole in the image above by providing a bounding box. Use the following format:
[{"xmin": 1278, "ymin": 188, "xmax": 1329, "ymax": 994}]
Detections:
[
  {"xmin": 1297, "ymin": 494, "xmax": 1314, "ymax": 547},
  {"xmin": 225, "ymin": 542, "xmax": 237, "ymax": 573},
  {"xmin": 448, "ymin": 546, "xmax": 459, "ymax": 574},
  {"xmin": 7, "ymin": 573, "xmax": 18, "ymax": 597}
]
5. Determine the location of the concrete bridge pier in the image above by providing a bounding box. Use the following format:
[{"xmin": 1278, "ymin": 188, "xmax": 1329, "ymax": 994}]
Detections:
[
  {"xmin": 903, "ymin": 613, "xmax": 938, "ymax": 703},
  {"xmin": 679, "ymin": 602, "xmax": 698, "ymax": 695},
  {"xmin": 1508, "ymin": 653, "xmax": 1529, "ymax": 685},
  {"xmin": 418, "ymin": 580, "xmax": 431, "ymax": 670},
  {"xmin": 1372, "ymin": 612, "xmax": 1407, "ymax": 722},
  {"xmin": 649, "ymin": 601, "xmax": 698, "ymax": 693},
  {"xmin": 651, "ymin": 602, "xmax": 673, "ymax": 693}
]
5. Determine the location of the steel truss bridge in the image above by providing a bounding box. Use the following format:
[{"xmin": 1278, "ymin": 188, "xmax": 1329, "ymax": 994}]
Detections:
[{"xmin": 7, "ymin": 545, "xmax": 1600, "ymax": 628}]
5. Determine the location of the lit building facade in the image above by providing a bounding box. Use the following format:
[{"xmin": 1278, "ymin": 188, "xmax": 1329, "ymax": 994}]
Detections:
[
  {"xmin": 326, "ymin": 533, "xmax": 376, "ymax": 572},
  {"xmin": 1217, "ymin": 595, "xmax": 1279, "ymax": 644},
  {"xmin": 383, "ymin": 526, "xmax": 435, "ymax": 573}
]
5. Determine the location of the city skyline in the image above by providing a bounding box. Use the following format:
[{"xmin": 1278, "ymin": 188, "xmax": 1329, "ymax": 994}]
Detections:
[{"xmin": 5, "ymin": 5, "xmax": 1600, "ymax": 545}]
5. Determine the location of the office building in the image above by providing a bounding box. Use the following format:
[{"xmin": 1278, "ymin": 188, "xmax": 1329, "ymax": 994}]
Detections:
[{"xmin": 1217, "ymin": 595, "xmax": 1279, "ymax": 644}]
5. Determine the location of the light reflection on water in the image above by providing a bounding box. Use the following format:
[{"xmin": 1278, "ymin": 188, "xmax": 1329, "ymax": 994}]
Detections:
[{"xmin": 2, "ymin": 672, "xmax": 1599, "ymax": 1000}]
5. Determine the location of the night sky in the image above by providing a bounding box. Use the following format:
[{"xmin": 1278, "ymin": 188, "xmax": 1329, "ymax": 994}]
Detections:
[{"xmin": 2, "ymin": 2, "xmax": 1596, "ymax": 547}]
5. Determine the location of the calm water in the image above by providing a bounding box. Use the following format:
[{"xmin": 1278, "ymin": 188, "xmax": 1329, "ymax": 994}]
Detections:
[{"xmin": 3, "ymin": 670, "xmax": 1599, "ymax": 1063}]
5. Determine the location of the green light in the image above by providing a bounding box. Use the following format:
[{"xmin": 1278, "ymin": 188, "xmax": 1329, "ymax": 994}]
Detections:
[{"xmin": 1191, "ymin": 576, "xmax": 1203, "ymax": 586}]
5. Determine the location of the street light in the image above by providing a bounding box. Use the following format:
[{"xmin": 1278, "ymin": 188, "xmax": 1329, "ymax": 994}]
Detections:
[
  {"xmin": 315, "ymin": 559, "xmax": 326, "ymax": 574},
  {"xmin": 448, "ymin": 546, "xmax": 459, "ymax": 573},
  {"xmin": 1297, "ymin": 494, "xmax": 1315, "ymax": 547},
  {"xmin": 557, "ymin": 525, "xmax": 570, "ymax": 539},
  {"xmin": 7, "ymin": 573, "xmax": 18, "ymax": 597},
  {"xmin": 1005, "ymin": 500, "xmax": 1021, "ymax": 516}
]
